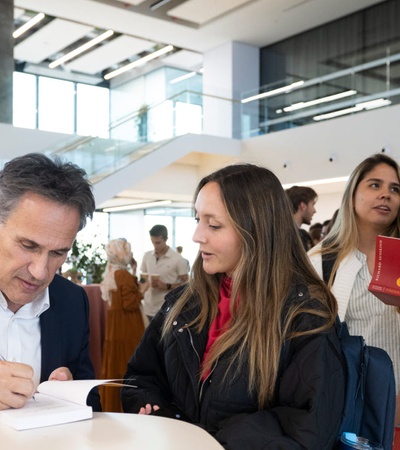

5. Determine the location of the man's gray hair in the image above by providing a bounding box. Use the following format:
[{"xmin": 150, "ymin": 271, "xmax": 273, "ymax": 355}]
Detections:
[{"xmin": 0, "ymin": 153, "xmax": 95, "ymax": 230}]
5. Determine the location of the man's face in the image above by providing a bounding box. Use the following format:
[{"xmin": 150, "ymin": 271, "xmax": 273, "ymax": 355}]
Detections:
[
  {"xmin": 301, "ymin": 199, "xmax": 317, "ymax": 225},
  {"xmin": 0, "ymin": 192, "xmax": 80, "ymax": 312},
  {"xmin": 150, "ymin": 235, "xmax": 168, "ymax": 255}
]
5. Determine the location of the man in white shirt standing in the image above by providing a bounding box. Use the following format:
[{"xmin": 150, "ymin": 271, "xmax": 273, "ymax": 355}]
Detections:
[{"xmin": 140, "ymin": 225, "xmax": 188, "ymax": 321}]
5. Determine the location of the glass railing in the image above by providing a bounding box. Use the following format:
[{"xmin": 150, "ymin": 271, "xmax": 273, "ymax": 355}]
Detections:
[
  {"xmin": 240, "ymin": 52, "xmax": 400, "ymax": 138},
  {"xmin": 47, "ymin": 52, "xmax": 400, "ymax": 181},
  {"xmin": 48, "ymin": 89, "xmax": 240, "ymax": 183}
]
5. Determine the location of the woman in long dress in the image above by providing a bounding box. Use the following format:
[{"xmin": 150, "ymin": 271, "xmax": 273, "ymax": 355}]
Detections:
[{"xmin": 100, "ymin": 238, "xmax": 147, "ymax": 412}]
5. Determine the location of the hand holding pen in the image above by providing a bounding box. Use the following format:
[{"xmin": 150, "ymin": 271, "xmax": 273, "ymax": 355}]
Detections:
[{"xmin": 0, "ymin": 354, "xmax": 35, "ymax": 410}]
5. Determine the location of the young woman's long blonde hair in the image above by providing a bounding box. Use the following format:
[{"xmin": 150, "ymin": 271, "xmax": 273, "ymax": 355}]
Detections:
[
  {"xmin": 311, "ymin": 153, "xmax": 400, "ymax": 289},
  {"xmin": 163, "ymin": 164, "xmax": 337, "ymax": 408}
]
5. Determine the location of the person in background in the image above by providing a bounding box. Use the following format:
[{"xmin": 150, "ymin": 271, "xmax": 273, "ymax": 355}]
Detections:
[
  {"xmin": 140, "ymin": 225, "xmax": 188, "ymax": 321},
  {"xmin": 309, "ymin": 222, "xmax": 323, "ymax": 247},
  {"xmin": 0, "ymin": 153, "xmax": 100, "ymax": 411},
  {"xmin": 308, "ymin": 153, "xmax": 400, "ymax": 426},
  {"xmin": 321, "ymin": 209, "xmax": 339, "ymax": 240},
  {"xmin": 121, "ymin": 164, "xmax": 344, "ymax": 449},
  {"xmin": 285, "ymin": 185, "xmax": 318, "ymax": 251},
  {"xmin": 99, "ymin": 238, "xmax": 147, "ymax": 412},
  {"xmin": 176, "ymin": 245, "xmax": 190, "ymax": 272}
]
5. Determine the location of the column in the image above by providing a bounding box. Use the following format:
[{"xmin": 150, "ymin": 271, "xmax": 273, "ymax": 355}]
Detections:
[
  {"xmin": 0, "ymin": 0, "xmax": 14, "ymax": 124},
  {"xmin": 202, "ymin": 41, "xmax": 259, "ymax": 139}
]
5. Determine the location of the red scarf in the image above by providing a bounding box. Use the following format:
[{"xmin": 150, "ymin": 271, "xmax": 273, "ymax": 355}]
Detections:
[{"xmin": 201, "ymin": 276, "xmax": 232, "ymax": 380}]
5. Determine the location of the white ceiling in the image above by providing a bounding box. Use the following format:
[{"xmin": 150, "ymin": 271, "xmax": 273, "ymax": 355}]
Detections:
[
  {"xmin": 14, "ymin": 0, "xmax": 385, "ymax": 83},
  {"xmin": 11, "ymin": 0, "xmax": 387, "ymax": 209}
]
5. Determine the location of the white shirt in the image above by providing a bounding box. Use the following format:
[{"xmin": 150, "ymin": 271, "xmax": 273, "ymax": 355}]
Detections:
[
  {"xmin": 0, "ymin": 289, "xmax": 50, "ymax": 388},
  {"xmin": 309, "ymin": 246, "xmax": 400, "ymax": 391},
  {"xmin": 345, "ymin": 250, "xmax": 400, "ymax": 390},
  {"xmin": 140, "ymin": 247, "xmax": 188, "ymax": 317}
]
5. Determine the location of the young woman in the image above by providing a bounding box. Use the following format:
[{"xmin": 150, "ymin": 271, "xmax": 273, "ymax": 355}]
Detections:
[
  {"xmin": 309, "ymin": 153, "xmax": 400, "ymax": 424},
  {"xmin": 99, "ymin": 238, "xmax": 147, "ymax": 412},
  {"xmin": 121, "ymin": 164, "xmax": 345, "ymax": 449}
]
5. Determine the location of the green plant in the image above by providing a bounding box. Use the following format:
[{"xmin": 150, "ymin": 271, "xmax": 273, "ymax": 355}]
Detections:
[
  {"xmin": 66, "ymin": 238, "xmax": 107, "ymax": 284},
  {"xmin": 135, "ymin": 104, "xmax": 148, "ymax": 142}
]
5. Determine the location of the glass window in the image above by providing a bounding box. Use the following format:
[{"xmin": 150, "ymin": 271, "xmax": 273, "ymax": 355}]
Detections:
[
  {"xmin": 13, "ymin": 72, "xmax": 37, "ymax": 129},
  {"xmin": 175, "ymin": 216, "xmax": 197, "ymax": 270},
  {"xmin": 147, "ymin": 100, "xmax": 174, "ymax": 141},
  {"xmin": 76, "ymin": 84, "xmax": 110, "ymax": 138},
  {"xmin": 175, "ymin": 102, "xmax": 202, "ymax": 136},
  {"xmin": 38, "ymin": 77, "xmax": 75, "ymax": 134}
]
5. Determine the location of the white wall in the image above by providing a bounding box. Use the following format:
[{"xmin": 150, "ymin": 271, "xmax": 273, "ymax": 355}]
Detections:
[
  {"xmin": 1, "ymin": 101, "xmax": 400, "ymax": 227},
  {"xmin": 242, "ymin": 103, "xmax": 400, "ymax": 186}
]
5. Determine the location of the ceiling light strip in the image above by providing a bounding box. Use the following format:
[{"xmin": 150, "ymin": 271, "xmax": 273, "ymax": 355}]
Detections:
[
  {"xmin": 104, "ymin": 45, "xmax": 174, "ymax": 80},
  {"xmin": 102, "ymin": 200, "xmax": 172, "ymax": 213},
  {"xmin": 170, "ymin": 71, "xmax": 197, "ymax": 84},
  {"xmin": 282, "ymin": 176, "xmax": 349, "ymax": 189},
  {"xmin": 313, "ymin": 98, "xmax": 391, "ymax": 121},
  {"xmin": 241, "ymin": 81, "xmax": 304, "ymax": 104},
  {"xmin": 281, "ymin": 90, "xmax": 357, "ymax": 113},
  {"xmin": 13, "ymin": 12, "xmax": 45, "ymax": 39},
  {"xmin": 49, "ymin": 30, "xmax": 114, "ymax": 69},
  {"xmin": 150, "ymin": 0, "xmax": 172, "ymax": 11}
]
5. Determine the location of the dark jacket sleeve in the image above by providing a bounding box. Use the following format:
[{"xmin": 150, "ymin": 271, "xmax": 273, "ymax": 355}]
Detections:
[
  {"xmin": 121, "ymin": 303, "xmax": 172, "ymax": 412},
  {"xmin": 40, "ymin": 275, "xmax": 101, "ymax": 411},
  {"xmin": 215, "ymin": 329, "xmax": 344, "ymax": 450}
]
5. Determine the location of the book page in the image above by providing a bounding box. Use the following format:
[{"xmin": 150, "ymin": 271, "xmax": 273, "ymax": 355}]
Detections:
[
  {"xmin": 0, "ymin": 394, "xmax": 92, "ymax": 430},
  {"xmin": 0, "ymin": 379, "xmax": 136, "ymax": 430},
  {"xmin": 37, "ymin": 379, "xmax": 136, "ymax": 406}
]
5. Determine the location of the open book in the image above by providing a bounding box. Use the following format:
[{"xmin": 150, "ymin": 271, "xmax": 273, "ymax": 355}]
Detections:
[
  {"xmin": 368, "ymin": 235, "xmax": 400, "ymax": 306},
  {"xmin": 0, "ymin": 379, "xmax": 131, "ymax": 431}
]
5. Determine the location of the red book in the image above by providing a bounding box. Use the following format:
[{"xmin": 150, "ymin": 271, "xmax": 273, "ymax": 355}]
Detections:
[{"xmin": 368, "ymin": 235, "xmax": 400, "ymax": 306}]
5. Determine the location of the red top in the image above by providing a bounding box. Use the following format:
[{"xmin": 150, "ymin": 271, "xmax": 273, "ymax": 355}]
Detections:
[{"xmin": 201, "ymin": 276, "xmax": 232, "ymax": 380}]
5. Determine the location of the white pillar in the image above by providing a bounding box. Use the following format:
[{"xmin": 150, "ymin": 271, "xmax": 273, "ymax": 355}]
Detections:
[{"xmin": 203, "ymin": 41, "xmax": 259, "ymax": 139}]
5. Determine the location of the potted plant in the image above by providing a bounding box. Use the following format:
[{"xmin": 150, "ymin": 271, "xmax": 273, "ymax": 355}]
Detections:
[
  {"xmin": 64, "ymin": 238, "xmax": 107, "ymax": 284},
  {"xmin": 135, "ymin": 104, "xmax": 148, "ymax": 142}
]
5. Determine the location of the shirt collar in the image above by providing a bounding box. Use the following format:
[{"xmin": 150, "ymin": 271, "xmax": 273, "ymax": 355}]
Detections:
[
  {"xmin": 152, "ymin": 247, "xmax": 171, "ymax": 258},
  {"xmin": 0, "ymin": 288, "xmax": 50, "ymax": 318}
]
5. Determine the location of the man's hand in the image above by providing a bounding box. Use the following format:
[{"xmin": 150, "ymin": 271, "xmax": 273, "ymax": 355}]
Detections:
[
  {"xmin": 139, "ymin": 281, "xmax": 149, "ymax": 294},
  {"xmin": 48, "ymin": 367, "xmax": 73, "ymax": 381},
  {"xmin": 0, "ymin": 361, "xmax": 35, "ymax": 410}
]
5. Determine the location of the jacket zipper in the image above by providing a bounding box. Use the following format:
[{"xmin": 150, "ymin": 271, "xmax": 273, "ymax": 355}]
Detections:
[
  {"xmin": 187, "ymin": 327, "xmax": 200, "ymax": 363},
  {"xmin": 186, "ymin": 328, "xmax": 214, "ymax": 403}
]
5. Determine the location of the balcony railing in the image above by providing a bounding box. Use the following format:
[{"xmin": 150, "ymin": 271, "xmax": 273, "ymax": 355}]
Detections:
[
  {"xmin": 240, "ymin": 52, "xmax": 400, "ymax": 137},
  {"xmin": 45, "ymin": 52, "xmax": 399, "ymax": 181},
  {"xmin": 48, "ymin": 90, "xmax": 236, "ymax": 183}
]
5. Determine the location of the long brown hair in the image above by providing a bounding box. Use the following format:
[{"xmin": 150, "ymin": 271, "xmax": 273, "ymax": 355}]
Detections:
[
  {"xmin": 311, "ymin": 153, "xmax": 400, "ymax": 288},
  {"xmin": 163, "ymin": 164, "xmax": 337, "ymax": 408}
]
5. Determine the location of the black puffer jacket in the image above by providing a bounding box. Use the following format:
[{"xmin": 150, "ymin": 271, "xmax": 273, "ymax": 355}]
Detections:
[{"xmin": 121, "ymin": 284, "xmax": 345, "ymax": 450}]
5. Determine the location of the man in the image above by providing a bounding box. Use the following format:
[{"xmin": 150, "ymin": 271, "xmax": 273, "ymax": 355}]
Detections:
[
  {"xmin": 0, "ymin": 153, "xmax": 100, "ymax": 411},
  {"xmin": 285, "ymin": 186, "xmax": 317, "ymax": 251},
  {"xmin": 176, "ymin": 245, "xmax": 190, "ymax": 272},
  {"xmin": 140, "ymin": 225, "xmax": 189, "ymax": 320}
]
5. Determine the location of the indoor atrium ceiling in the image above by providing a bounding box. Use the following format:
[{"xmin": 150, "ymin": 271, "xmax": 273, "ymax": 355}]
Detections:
[
  {"xmin": 11, "ymin": 0, "xmax": 387, "ymax": 210},
  {"xmin": 13, "ymin": 0, "xmax": 386, "ymax": 86}
]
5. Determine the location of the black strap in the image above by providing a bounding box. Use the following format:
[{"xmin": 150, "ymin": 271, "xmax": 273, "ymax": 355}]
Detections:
[{"xmin": 321, "ymin": 251, "xmax": 337, "ymax": 284}]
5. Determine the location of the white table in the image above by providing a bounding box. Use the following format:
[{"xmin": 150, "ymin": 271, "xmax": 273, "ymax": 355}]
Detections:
[{"xmin": 0, "ymin": 412, "xmax": 224, "ymax": 449}]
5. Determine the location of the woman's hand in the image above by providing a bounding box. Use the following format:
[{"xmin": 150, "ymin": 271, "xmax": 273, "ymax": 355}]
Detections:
[
  {"xmin": 138, "ymin": 403, "xmax": 160, "ymax": 415},
  {"xmin": 48, "ymin": 367, "xmax": 73, "ymax": 381}
]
